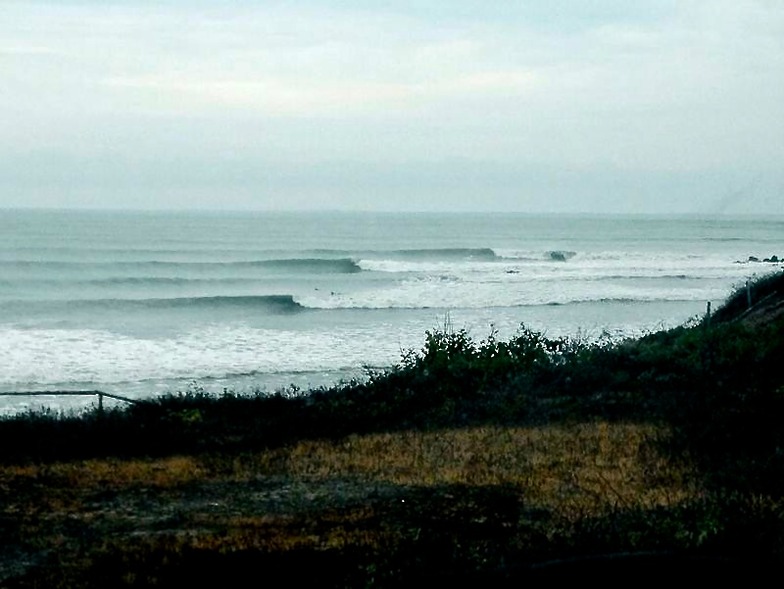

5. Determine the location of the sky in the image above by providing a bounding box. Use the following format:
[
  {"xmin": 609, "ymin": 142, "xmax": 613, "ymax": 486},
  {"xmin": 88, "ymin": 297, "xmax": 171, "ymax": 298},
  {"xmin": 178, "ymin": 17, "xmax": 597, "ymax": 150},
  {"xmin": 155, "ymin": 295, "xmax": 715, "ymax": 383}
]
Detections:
[{"xmin": 1, "ymin": 0, "xmax": 783, "ymax": 214}]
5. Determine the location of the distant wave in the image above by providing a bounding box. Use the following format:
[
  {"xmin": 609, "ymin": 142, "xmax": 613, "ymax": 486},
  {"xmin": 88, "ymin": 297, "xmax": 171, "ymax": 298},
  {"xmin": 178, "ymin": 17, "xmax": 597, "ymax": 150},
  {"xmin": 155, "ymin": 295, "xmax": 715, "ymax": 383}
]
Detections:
[
  {"xmin": 380, "ymin": 248, "xmax": 499, "ymax": 261},
  {"xmin": 105, "ymin": 294, "xmax": 305, "ymax": 313},
  {"xmin": 534, "ymin": 294, "xmax": 705, "ymax": 306},
  {"xmin": 357, "ymin": 248, "xmax": 579, "ymax": 267},
  {"xmin": 494, "ymin": 250, "xmax": 578, "ymax": 262},
  {"xmin": 93, "ymin": 277, "xmax": 257, "ymax": 287},
  {"xmin": 0, "ymin": 276, "xmax": 267, "ymax": 288},
  {"xmin": 579, "ymin": 274, "xmax": 692, "ymax": 282},
  {"xmin": 547, "ymin": 250, "xmax": 577, "ymax": 262},
  {"xmin": 0, "ymin": 258, "xmax": 362, "ymax": 274},
  {"xmin": 2, "ymin": 249, "xmax": 596, "ymax": 272},
  {"xmin": 4, "ymin": 295, "xmax": 305, "ymax": 314},
  {"xmin": 295, "ymin": 291, "xmax": 707, "ymax": 311},
  {"xmin": 246, "ymin": 258, "xmax": 362, "ymax": 273},
  {"xmin": 544, "ymin": 297, "xmax": 658, "ymax": 307}
]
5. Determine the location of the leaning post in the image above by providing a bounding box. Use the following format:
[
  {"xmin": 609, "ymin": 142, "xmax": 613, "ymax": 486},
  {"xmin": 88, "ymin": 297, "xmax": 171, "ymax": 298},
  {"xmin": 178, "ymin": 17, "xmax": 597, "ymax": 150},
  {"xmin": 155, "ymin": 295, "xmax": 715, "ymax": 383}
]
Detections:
[{"xmin": 702, "ymin": 301, "xmax": 713, "ymax": 376}]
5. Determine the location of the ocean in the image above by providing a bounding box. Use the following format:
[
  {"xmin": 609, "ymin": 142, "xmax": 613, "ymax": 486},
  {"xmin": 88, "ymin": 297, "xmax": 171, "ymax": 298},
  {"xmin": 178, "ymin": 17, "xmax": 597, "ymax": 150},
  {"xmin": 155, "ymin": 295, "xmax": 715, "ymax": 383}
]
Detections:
[{"xmin": 1, "ymin": 209, "xmax": 781, "ymax": 414}]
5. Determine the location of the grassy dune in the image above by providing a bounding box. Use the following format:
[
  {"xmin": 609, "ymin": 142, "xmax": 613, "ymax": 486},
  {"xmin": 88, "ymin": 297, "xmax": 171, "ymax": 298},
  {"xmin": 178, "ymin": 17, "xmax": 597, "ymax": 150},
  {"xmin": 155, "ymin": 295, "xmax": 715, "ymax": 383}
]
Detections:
[{"xmin": 1, "ymin": 271, "xmax": 783, "ymax": 585}]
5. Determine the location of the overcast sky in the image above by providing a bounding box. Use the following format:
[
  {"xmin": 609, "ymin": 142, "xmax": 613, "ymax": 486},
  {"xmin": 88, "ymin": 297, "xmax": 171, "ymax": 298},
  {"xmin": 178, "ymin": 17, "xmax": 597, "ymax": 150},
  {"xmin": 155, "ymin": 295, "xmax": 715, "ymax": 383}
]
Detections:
[{"xmin": 1, "ymin": 1, "xmax": 782, "ymax": 214}]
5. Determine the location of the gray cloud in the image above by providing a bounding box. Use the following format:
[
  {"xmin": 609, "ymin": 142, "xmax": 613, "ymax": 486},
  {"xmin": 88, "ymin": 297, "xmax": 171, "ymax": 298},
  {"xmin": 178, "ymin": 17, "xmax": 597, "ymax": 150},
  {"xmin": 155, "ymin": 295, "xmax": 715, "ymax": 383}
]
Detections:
[{"xmin": 0, "ymin": 1, "xmax": 782, "ymax": 213}]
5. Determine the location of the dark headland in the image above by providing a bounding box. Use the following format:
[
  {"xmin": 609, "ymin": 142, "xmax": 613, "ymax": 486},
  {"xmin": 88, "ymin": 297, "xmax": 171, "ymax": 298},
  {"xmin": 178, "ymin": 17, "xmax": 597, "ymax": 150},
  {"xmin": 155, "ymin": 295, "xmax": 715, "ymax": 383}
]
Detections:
[{"xmin": 1, "ymin": 270, "xmax": 783, "ymax": 585}]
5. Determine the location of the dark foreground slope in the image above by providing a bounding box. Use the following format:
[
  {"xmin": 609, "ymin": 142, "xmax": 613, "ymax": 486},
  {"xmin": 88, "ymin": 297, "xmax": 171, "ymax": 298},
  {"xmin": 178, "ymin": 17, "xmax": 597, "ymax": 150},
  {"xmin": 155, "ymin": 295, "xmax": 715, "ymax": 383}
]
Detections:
[{"xmin": 1, "ymin": 271, "xmax": 783, "ymax": 585}]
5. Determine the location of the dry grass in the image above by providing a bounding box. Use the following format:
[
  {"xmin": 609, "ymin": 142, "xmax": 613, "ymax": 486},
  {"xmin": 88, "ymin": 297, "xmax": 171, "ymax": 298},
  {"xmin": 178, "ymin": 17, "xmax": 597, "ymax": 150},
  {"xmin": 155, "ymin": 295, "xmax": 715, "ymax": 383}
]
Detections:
[
  {"xmin": 272, "ymin": 422, "xmax": 698, "ymax": 516},
  {"xmin": 2, "ymin": 455, "xmax": 206, "ymax": 489},
  {"xmin": 0, "ymin": 422, "xmax": 726, "ymax": 586},
  {"xmin": 0, "ymin": 422, "xmax": 697, "ymax": 516}
]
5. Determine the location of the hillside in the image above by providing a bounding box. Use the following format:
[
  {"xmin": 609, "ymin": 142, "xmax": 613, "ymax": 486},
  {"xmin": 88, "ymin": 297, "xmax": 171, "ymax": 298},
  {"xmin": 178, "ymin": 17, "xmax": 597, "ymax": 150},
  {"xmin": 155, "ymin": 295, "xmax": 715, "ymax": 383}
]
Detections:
[{"xmin": 714, "ymin": 270, "xmax": 784, "ymax": 326}]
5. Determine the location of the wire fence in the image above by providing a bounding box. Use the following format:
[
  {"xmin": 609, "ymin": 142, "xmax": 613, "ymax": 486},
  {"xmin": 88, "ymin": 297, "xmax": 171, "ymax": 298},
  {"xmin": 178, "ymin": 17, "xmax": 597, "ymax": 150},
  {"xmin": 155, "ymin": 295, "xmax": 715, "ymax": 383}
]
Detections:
[{"xmin": 0, "ymin": 390, "xmax": 138, "ymax": 413}]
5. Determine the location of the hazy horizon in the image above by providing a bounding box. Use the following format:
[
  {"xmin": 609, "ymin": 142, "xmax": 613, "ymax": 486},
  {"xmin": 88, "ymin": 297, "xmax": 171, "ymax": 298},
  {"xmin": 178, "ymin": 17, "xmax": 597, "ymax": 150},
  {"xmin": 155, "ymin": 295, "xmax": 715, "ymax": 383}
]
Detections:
[{"xmin": 3, "ymin": 205, "xmax": 784, "ymax": 220}]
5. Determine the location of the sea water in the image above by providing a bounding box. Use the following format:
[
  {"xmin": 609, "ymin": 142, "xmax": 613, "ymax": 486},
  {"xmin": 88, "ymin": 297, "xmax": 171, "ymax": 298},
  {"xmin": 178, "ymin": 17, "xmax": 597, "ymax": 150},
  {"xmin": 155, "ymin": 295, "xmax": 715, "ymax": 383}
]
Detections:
[{"xmin": 1, "ymin": 209, "xmax": 781, "ymax": 413}]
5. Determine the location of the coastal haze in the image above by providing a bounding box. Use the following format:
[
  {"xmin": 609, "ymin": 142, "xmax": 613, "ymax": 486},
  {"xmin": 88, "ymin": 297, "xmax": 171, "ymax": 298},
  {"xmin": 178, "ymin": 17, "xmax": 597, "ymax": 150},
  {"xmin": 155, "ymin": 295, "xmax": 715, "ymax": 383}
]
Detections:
[
  {"xmin": 1, "ymin": 1, "xmax": 783, "ymax": 213},
  {"xmin": 1, "ymin": 2, "xmax": 783, "ymax": 411}
]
